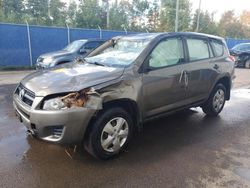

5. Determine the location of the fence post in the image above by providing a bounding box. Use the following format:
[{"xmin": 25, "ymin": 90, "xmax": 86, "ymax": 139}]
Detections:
[
  {"xmin": 123, "ymin": 26, "xmax": 127, "ymax": 35},
  {"xmin": 26, "ymin": 20, "xmax": 33, "ymax": 67},
  {"xmin": 98, "ymin": 25, "xmax": 102, "ymax": 39},
  {"xmin": 66, "ymin": 23, "xmax": 70, "ymax": 44}
]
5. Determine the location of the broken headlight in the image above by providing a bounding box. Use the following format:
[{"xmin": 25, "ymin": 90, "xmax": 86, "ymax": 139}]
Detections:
[
  {"xmin": 42, "ymin": 88, "xmax": 101, "ymax": 110},
  {"xmin": 43, "ymin": 98, "xmax": 67, "ymax": 110}
]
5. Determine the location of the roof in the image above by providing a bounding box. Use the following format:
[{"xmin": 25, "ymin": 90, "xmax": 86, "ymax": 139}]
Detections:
[
  {"xmin": 74, "ymin": 38, "xmax": 107, "ymax": 42},
  {"xmin": 115, "ymin": 32, "xmax": 224, "ymax": 41}
]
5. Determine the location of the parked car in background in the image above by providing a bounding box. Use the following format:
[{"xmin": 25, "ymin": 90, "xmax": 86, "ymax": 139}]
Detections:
[
  {"xmin": 229, "ymin": 43, "xmax": 250, "ymax": 68},
  {"xmin": 14, "ymin": 32, "xmax": 234, "ymax": 159},
  {"xmin": 36, "ymin": 39, "xmax": 106, "ymax": 69}
]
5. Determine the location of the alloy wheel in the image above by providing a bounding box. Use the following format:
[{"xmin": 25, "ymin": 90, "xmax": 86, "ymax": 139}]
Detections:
[
  {"xmin": 212, "ymin": 89, "xmax": 225, "ymax": 112},
  {"xmin": 101, "ymin": 117, "xmax": 129, "ymax": 153}
]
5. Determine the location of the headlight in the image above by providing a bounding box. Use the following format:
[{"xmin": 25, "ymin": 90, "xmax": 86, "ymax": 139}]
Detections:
[
  {"xmin": 42, "ymin": 88, "xmax": 102, "ymax": 110},
  {"xmin": 43, "ymin": 98, "xmax": 66, "ymax": 110},
  {"xmin": 43, "ymin": 57, "xmax": 53, "ymax": 64}
]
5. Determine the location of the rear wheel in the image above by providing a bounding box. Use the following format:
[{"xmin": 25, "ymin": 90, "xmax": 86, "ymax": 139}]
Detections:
[
  {"xmin": 245, "ymin": 60, "xmax": 250, "ymax": 69},
  {"xmin": 202, "ymin": 83, "xmax": 226, "ymax": 116},
  {"xmin": 84, "ymin": 107, "xmax": 134, "ymax": 160}
]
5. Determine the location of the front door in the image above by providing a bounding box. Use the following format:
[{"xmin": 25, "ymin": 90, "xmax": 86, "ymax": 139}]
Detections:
[{"xmin": 142, "ymin": 37, "xmax": 188, "ymax": 118}]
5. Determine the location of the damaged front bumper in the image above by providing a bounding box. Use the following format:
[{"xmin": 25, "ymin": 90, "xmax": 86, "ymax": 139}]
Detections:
[{"xmin": 13, "ymin": 94, "xmax": 97, "ymax": 144}]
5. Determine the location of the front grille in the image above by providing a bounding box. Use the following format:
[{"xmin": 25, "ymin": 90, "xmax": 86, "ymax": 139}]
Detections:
[{"xmin": 15, "ymin": 84, "xmax": 35, "ymax": 107}]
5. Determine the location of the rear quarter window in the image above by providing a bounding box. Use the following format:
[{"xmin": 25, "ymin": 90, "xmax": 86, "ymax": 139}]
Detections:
[
  {"xmin": 210, "ymin": 40, "xmax": 224, "ymax": 57},
  {"xmin": 186, "ymin": 38, "xmax": 209, "ymax": 61}
]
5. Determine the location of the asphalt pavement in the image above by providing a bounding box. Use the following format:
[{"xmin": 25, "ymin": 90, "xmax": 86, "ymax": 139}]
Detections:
[{"xmin": 0, "ymin": 69, "xmax": 250, "ymax": 187}]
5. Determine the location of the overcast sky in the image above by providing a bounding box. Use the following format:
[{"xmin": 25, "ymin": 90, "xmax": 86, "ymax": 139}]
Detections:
[
  {"xmin": 63, "ymin": 0, "xmax": 250, "ymax": 21},
  {"xmin": 190, "ymin": 0, "xmax": 250, "ymax": 20}
]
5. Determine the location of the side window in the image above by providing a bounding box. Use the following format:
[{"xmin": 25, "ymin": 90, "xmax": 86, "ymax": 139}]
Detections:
[
  {"xmin": 84, "ymin": 42, "xmax": 100, "ymax": 50},
  {"xmin": 98, "ymin": 41, "xmax": 105, "ymax": 46},
  {"xmin": 210, "ymin": 40, "xmax": 224, "ymax": 57},
  {"xmin": 149, "ymin": 38, "xmax": 184, "ymax": 68},
  {"xmin": 242, "ymin": 44, "xmax": 250, "ymax": 51},
  {"xmin": 187, "ymin": 38, "xmax": 209, "ymax": 61},
  {"xmin": 246, "ymin": 45, "xmax": 250, "ymax": 51}
]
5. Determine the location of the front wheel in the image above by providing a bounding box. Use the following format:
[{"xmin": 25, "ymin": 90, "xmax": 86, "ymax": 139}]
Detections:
[
  {"xmin": 245, "ymin": 60, "xmax": 250, "ymax": 69},
  {"xmin": 84, "ymin": 107, "xmax": 134, "ymax": 160},
  {"xmin": 202, "ymin": 83, "xmax": 226, "ymax": 116}
]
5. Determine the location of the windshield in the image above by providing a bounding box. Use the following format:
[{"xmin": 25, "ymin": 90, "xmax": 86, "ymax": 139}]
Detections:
[
  {"xmin": 84, "ymin": 38, "xmax": 151, "ymax": 67},
  {"xmin": 63, "ymin": 40, "xmax": 86, "ymax": 52},
  {"xmin": 232, "ymin": 43, "xmax": 250, "ymax": 51}
]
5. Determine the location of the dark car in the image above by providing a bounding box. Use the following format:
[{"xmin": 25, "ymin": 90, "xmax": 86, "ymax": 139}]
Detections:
[
  {"xmin": 14, "ymin": 32, "xmax": 234, "ymax": 159},
  {"xmin": 36, "ymin": 39, "xmax": 106, "ymax": 69},
  {"xmin": 229, "ymin": 43, "xmax": 250, "ymax": 68}
]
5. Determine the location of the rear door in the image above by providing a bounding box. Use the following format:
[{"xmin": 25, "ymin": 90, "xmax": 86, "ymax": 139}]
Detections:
[
  {"xmin": 183, "ymin": 37, "xmax": 213, "ymax": 103},
  {"xmin": 142, "ymin": 37, "xmax": 188, "ymax": 118}
]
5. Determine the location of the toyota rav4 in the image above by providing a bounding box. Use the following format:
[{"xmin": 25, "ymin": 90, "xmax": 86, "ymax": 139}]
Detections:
[{"xmin": 13, "ymin": 32, "xmax": 235, "ymax": 159}]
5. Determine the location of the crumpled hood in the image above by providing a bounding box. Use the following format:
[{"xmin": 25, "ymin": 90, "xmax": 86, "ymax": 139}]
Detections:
[
  {"xmin": 21, "ymin": 63, "xmax": 124, "ymax": 96},
  {"xmin": 230, "ymin": 49, "xmax": 250, "ymax": 56}
]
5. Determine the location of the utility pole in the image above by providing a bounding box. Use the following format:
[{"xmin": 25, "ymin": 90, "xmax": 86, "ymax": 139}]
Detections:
[
  {"xmin": 106, "ymin": 0, "xmax": 110, "ymax": 29},
  {"xmin": 102, "ymin": 0, "xmax": 110, "ymax": 29},
  {"xmin": 47, "ymin": 0, "xmax": 54, "ymax": 24},
  {"xmin": 175, "ymin": 0, "xmax": 179, "ymax": 32},
  {"xmin": 196, "ymin": 0, "xmax": 202, "ymax": 32}
]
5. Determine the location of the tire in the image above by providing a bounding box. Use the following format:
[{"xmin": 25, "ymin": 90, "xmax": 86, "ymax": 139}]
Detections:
[
  {"xmin": 245, "ymin": 60, "xmax": 250, "ymax": 69},
  {"xmin": 84, "ymin": 107, "xmax": 134, "ymax": 160},
  {"xmin": 202, "ymin": 83, "xmax": 226, "ymax": 116}
]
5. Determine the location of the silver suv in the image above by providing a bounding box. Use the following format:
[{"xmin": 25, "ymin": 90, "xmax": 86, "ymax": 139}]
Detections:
[{"xmin": 13, "ymin": 33, "xmax": 235, "ymax": 159}]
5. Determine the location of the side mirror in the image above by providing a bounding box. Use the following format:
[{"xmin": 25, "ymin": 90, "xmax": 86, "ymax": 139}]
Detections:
[
  {"xmin": 79, "ymin": 49, "xmax": 87, "ymax": 54},
  {"xmin": 142, "ymin": 58, "xmax": 153, "ymax": 73},
  {"xmin": 144, "ymin": 66, "xmax": 153, "ymax": 73}
]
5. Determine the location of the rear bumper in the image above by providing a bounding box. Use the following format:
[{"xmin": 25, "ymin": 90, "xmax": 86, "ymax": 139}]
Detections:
[{"xmin": 13, "ymin": 94, "xmax": 96, "ymax": 144}]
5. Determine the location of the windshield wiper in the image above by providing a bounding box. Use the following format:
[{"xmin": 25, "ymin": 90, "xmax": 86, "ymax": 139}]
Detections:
[
  {"xmin": 88, "ymin": 61, "xmax": 106, "ymax": 67},
  {"xmin": 75, "ymin": 58, "xmax": 105, "ymax": 67}
]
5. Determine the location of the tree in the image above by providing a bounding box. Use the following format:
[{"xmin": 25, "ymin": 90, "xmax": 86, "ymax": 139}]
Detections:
[
  {"xmin": 109, "ymin": 0, "xmax": 130, "ymax": 30},
  {"xmin": 0, "ymin": 0, "xmax": 4, "ymax": 22},
  {"xmin": 25, "ymin": 0, "xmax": 49, "ymax": 25},
  {"xmin": 240, "ymin": 10, "xmax": 250, "ymax": 27},
  {"xmin": 219, "ymin": 10, "xmax": 245, "ymax": 38},
  {"xmin": 129, "ymin": 0, "xmax": 150, "ymax": 31},
  {"xmin": 192, "ymin": 10, "xmax": 220, "ymax": 35},
  {"xmin": 49, "ymin": 0, "xmax": 67, "ymax": 26},
  {"xmin": 240, "ymin": 10, "xmax": 250, "ymax": 38},
  {"xmin": 147, "ymin": 0, "xmax": 160, "ymax": 32},
  {"xmin": 159, "ymin": 0, "xmax": 191, "ymax": 32},
  {"xmin": 76, "ymin": 0, "xmax": 105, "ymax": 29},
  {"xmin": 1, "ymin": 0, "xmax": 25, "ymax": 23},
  {"xmin": 66, "ymin": 0, "xmax": 77, "ymax": 27}
]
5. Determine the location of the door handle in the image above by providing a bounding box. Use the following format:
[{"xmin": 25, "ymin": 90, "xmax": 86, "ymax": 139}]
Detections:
[
  {"xmin": 184, "ymin": 71, "xmax": 188, "ymax": 88},
  {"xmin": 179, "ymin": 70, "xmax": 189, "ymax": 88},
  {"xmin": 213, "ymin": 64, "xmax": 219, "ymax": 69},
  {"xmin": 179, "ymin": 70, "xmax": 184, "ymax": 83}
]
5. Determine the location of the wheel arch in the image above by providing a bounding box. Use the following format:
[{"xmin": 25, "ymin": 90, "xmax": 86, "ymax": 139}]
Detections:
[
  {"xmin": 214, "ymin": 76, "xmax": 231, "ymax": 100},
  {"xmin": 83, "ymin": 98, "xmax": 141, "ymax": 143}
]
